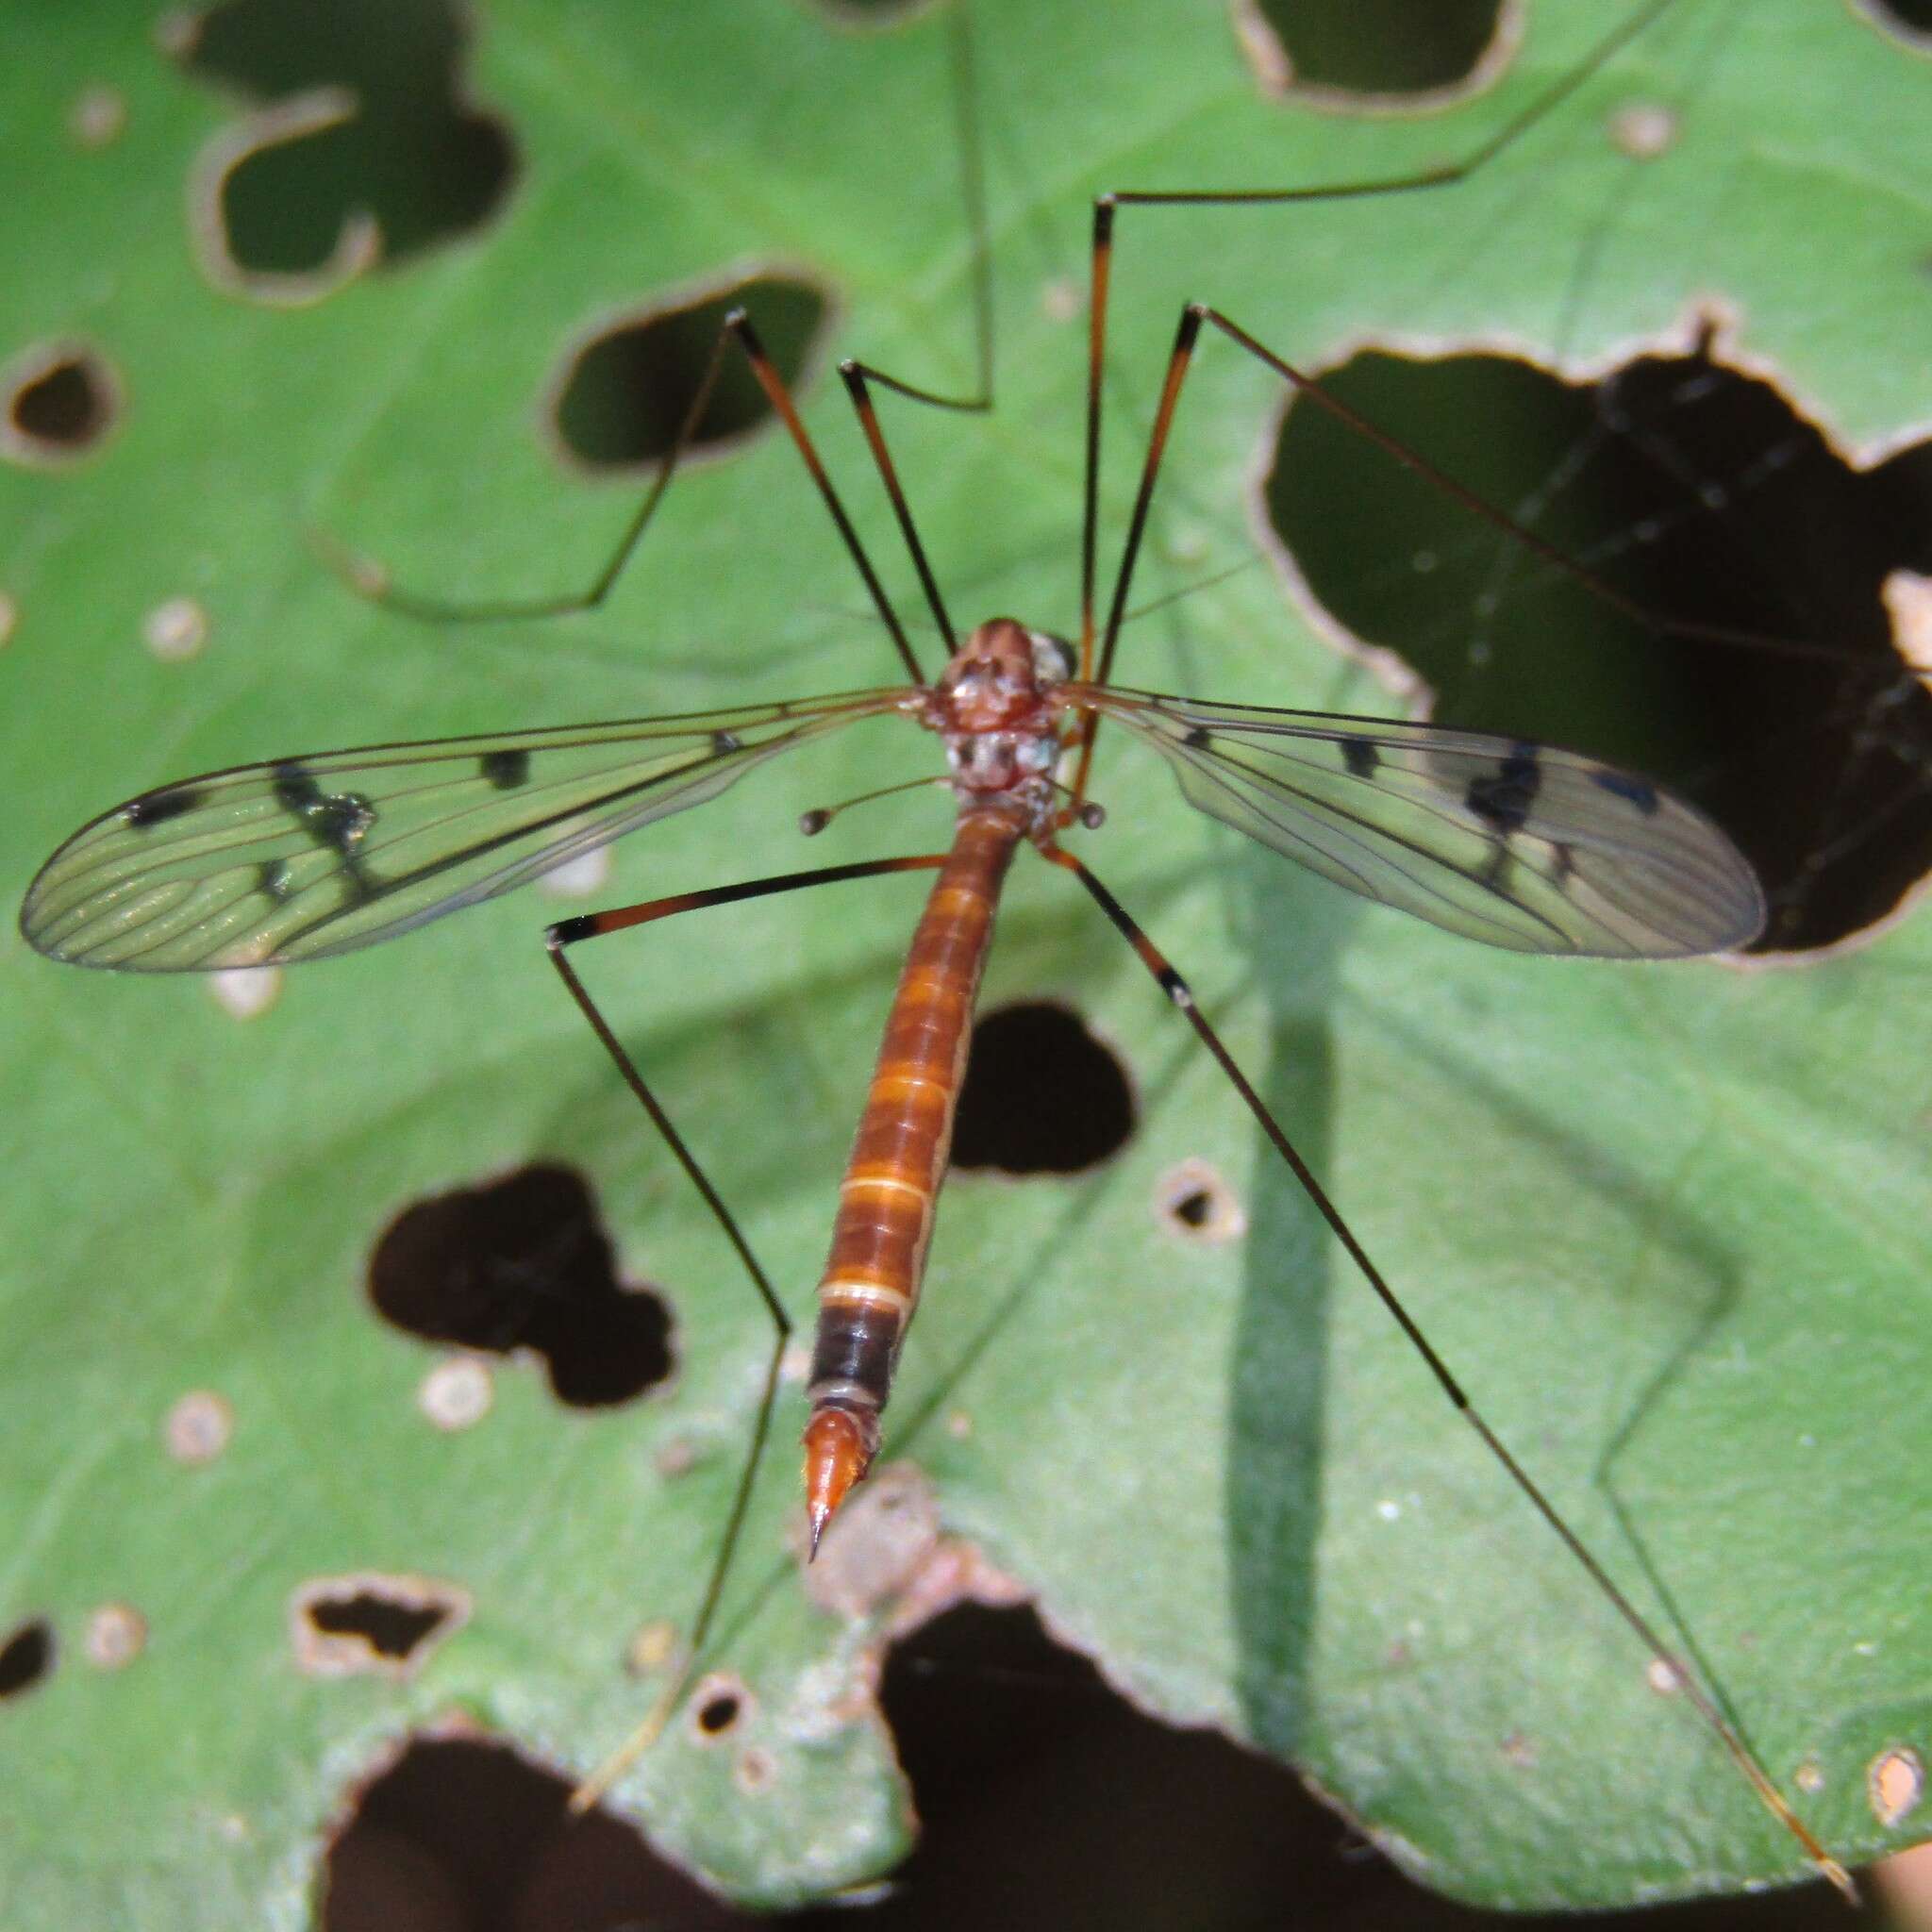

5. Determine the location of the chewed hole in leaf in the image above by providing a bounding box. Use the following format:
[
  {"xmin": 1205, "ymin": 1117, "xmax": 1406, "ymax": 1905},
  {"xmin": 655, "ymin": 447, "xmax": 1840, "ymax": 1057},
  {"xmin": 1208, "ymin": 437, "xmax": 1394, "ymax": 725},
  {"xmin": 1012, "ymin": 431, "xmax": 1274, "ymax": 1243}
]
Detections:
[
  {"xmin": 367, "ymin": 1162, "xmax": 675, "ymax": 1408},
  {"xmin": 1854, "ymin": 0, "xmax": 1932, "ymax": 53},
  {"xmin": 308, "ymin": 1593, "xmax": 445, "ymax": 1661},
  {"xmin": 175, "ymin": 0, "xmax": 514, "ymax": 290},
  {"xmin": 879, "ymin": 1603, "xmax": 1874, "ymax": 1917},
  {"xmin": 1237, "ymin": 0, "xmax": 1507, "ymax": 102},
  {"xmin": 880, "ymin": 1604, "xmax": 1106, "ymax": 1836},
  {"xmin": 548, "ymin": 273, "xmax": 833, "ymax": 473},
  {"xmin": 690, "ymin": 1674, "xmax": 749, "ymax": 1741},
  {"xmin": 321, "ymin": 1737, "xmax": 741, "ymax": 1931},
  {"xmin": 3, "ymin": 342, "xmax": 119, "ymax": 466},
  {"xmin": 1171, "ymin": 1189, "xmax": 1211, "ymax": 1229},
  {"xmin": 0, "ymin": 1618, "xmax": 55, "ymax": 1700},
  {"xmin": 1262, "ymin": 334, "xmax": 1932, "ymax": 953},
  {"xmin": 1155, "ymin": 1158, "xmax": 1247, "ymax": 1244},
  {"xmin": 878, "ymin": 1602, "xmax": 1372, "ymax": 1912},
  {"xmin": 951, "ymin": 1002, "xmax": 1135, "ymax": 1175},
  {"xmin": 292, "ymin": 1574, "xmax": 468, "ymax": 1677}
]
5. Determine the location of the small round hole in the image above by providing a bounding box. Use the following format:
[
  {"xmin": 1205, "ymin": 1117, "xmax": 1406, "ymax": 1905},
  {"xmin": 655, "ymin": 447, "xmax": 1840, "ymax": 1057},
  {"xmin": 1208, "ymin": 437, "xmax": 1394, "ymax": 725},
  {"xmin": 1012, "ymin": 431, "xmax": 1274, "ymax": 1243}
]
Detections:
[
  {"xmin": 1156, "ymin": 1159, "xmax": 1247, "ymax": 1244},
  {"xmin": 0, "ymin": 1618, "xmax": 55, "ymax": 1700},
  {"xmin": 697, "ymin": 1692, "xmax": 740, "ymax": 1735},
  {"xmin": 3, "ymin": 343, "xmax": 119, "ymax": 466},
  {"xmin": 687, "ymin": 1672, "xmax": 750, "ymax": 1743}
]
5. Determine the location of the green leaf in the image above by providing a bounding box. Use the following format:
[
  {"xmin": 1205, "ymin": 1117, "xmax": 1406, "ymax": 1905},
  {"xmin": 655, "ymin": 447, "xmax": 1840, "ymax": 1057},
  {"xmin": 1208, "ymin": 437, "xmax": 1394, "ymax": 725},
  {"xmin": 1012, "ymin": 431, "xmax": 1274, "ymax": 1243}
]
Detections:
[{"xmin": 4, "ymin": 0, "xmax": 1928, "ymax": 1920}]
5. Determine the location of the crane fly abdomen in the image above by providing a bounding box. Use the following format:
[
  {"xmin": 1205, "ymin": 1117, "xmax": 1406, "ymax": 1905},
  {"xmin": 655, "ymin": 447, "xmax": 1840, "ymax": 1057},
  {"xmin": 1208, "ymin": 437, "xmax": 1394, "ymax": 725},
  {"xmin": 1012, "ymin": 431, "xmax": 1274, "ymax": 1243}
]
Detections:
[{"xmin": 802, "ymin": 793, "xmax": 1029, "ymax": 1546}]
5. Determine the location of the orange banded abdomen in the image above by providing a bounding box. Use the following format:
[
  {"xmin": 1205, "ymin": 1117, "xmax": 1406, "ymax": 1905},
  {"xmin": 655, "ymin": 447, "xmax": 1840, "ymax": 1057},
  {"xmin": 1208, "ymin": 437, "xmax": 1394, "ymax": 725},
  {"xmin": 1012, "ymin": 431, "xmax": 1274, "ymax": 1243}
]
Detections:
[{"xmin": 802, "ymin": 797, "xmax": 1027, "ymax": 1538}]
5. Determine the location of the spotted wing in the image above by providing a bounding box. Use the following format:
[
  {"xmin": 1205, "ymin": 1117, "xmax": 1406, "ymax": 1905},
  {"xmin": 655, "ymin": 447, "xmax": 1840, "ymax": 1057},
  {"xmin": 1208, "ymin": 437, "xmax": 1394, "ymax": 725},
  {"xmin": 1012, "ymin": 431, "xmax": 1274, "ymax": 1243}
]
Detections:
[
  {"xmin": 22, "ymin": 691, "xmax": 905, "ymax": 971},
  {"xmin": 1076, "ymin": 686, "xmax": 1764, "ymax": 957}
]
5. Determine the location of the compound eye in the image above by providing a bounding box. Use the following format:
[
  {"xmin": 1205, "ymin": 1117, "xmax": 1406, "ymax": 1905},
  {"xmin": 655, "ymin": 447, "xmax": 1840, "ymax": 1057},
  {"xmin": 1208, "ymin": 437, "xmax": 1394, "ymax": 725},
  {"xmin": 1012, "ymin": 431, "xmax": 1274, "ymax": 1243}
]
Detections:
[{"xmin": 1028, "ymin": 630, "xmax": 1076, "ymax": 683}]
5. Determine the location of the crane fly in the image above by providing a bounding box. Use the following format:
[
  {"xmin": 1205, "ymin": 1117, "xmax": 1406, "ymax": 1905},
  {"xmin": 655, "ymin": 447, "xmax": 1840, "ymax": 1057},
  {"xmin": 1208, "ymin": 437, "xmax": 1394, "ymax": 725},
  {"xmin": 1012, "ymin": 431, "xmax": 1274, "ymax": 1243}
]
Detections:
[{"xmin": 17, "ymin": 0, "xmax": 1855, "ymax": 1903}]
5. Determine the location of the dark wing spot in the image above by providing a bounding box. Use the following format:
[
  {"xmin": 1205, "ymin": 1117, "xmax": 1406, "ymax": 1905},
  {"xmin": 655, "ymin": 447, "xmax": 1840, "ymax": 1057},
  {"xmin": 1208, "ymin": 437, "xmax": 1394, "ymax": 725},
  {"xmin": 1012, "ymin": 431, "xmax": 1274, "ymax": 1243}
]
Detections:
[
  {"xmin": 272, "ymin": 760, "xmax": 375, "ymax": 857},
  {"xmin": 258, "ymin": 858, "xmax": 295, "ymax": 902},
  {"xmin": 309, "ymin": 791, "xmax": 376, "ymax": 856},
  {"xmin": 125, "ymin": 784, "xmax": 205, "ymax": 828},
  {"xmin": 1464, "ymin": 744, "xmax": 1541, "ymax": 836},
  {"xmin": 480, "ymin": 748, "xmax": 529, "ymax": 791},
  {"xmin": 273, "ymin": 762, "xmax": 323, "ymax": 813},
  {"xmin": 1183, "ymin": 725, "xmax": 1212, "ymax": 750},
  {"xmin": 1591, "ymin": 767, "xmax": 1659, "ymax": 816},
  {"xmin": 1550, "ymin": 841, "xmax": 1576, "ymax": 884},
  {"xmin": 271, "ymin": 772, "xmax": 379, "ymax": 899},
  {"xmin": 1341, "ymin": 736, "xmax": 1379, "ymax": 778},
  {"xmin": 710, "ymin": 730, "xmax": 742, "ymax": 756}
]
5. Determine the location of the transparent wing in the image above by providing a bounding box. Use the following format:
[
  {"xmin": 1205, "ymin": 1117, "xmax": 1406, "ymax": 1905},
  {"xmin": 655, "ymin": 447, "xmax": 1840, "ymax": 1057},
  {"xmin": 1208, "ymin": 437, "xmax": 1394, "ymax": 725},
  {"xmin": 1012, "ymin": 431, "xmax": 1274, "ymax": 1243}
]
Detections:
[
  {"xmin": 22, "ymin": 689, "xmax": 907, "ymax": 972},
  {"xmin": 1075, "ymin": 685, "xmax": 1765, "ymax": 958}
]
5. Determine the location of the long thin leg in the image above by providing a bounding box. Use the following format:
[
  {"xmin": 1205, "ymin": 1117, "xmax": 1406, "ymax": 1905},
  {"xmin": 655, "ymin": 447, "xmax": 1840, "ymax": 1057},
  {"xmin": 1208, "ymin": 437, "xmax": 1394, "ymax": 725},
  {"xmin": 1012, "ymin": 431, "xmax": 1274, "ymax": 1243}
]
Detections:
[
  {"xmin": 836, "ymin": 1, "xmax": 996, "ymax": 417},
  {"xmin": 1065, "ymin": 296, "xmax": 1200, "ymax": 807},
  {"xmin": 841, "ymin": 361, "xmax": 957, "ymax": 652},
  {"xmin": 1034, "ymin": 839, "xmax": 1855, "ymax": 1902},
  {"xmin": 1064, "ymin": 288, "xmax": 1852, "ymax": 815},
  {"xmin": 548, "ymin": 850, "xmax": 949, "ymax": 1811},
  {"xmin": 321, "ymin": 311, "xmax": 927, "ymax": 685},
  {"xmin": 1076, "ymin": 0, "xmax": 1688, "ymax": 664},
  {"xmin": 325, "ymin": 11, "xmax": 990, "ymax": 667},
  {"xmin": 808, "ymin": 0, "xmax": 1004, "ymax": 663}
]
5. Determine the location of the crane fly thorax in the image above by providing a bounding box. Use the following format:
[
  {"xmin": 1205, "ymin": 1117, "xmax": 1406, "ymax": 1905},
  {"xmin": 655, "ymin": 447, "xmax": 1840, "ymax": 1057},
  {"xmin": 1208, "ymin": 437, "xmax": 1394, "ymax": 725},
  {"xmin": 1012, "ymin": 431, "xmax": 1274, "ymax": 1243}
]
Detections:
[{"xmin": 922, "ymin": 617, "xmax": 1075, "ymax": 817}]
